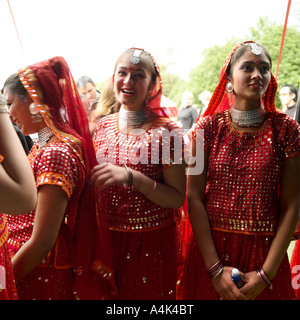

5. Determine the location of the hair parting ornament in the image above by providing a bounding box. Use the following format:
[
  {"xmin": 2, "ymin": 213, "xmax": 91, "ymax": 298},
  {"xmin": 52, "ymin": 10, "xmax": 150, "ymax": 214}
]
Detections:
[
  {"xmin": 130, "ymin": 49, "xmax": 142, "ymax": 64},
  {"xmin": 248, "ymin": 42, "xmax": 262, "ymax": 55}
]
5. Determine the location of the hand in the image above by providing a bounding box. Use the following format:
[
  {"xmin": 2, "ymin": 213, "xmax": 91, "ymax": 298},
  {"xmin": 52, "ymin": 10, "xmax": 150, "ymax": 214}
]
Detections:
[
  {"xmin": 89, "ymin": 162, "xmax": 128, "ymax": 189},
  {"xmin": 212, "ymin": 266, "xmax": 246, "ymax": 300},
  {"xmin": 240, "ymin": 270, "xmax": 266, "ymax": 300}
]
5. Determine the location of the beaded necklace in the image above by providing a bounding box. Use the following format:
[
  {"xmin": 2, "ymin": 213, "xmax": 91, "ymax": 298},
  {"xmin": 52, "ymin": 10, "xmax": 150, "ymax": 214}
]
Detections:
[
  {"xmin": 230, "ymin": 106, "xmax": 266, "ymax": 128},
  {"xmin": 38, "ymin": 126, "xmax": 54, "ymax": 149}
]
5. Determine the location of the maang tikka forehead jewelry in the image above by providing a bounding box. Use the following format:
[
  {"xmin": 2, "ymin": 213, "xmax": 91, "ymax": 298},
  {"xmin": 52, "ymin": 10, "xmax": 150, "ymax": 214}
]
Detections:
[
  {"xmin": 248, "ymin": 43, "xmax": 261, "ymax": 55},
  {"xmin": 130, "ymin": 49, "xmax": 142, "ymax": 64}
]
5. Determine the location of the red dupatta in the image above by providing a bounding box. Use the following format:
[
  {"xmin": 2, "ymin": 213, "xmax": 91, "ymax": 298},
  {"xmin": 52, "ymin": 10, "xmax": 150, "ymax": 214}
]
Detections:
[{"xmin": 18, "ymin": 56, "xmax": 116, "ymax": 299}]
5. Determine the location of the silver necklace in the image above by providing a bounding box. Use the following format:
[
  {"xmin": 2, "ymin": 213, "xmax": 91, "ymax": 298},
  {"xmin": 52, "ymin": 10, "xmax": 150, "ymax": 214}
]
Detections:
[
  {"xmin": 38, "ymin": 126, "xmax": 54, "ymax": 149},
  {"xmin": 119, "ymin": 106, "xmax": 150, "ymax": 128},
  {"xmin": 230, "ymin": 106, "xmax": 266, "ymax": 128}
]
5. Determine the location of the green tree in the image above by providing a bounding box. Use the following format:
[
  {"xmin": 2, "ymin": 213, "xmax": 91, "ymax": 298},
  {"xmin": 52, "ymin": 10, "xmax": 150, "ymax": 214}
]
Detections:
[
  {"xmin": 188, "ymin": 39, "xmax": 238, "ymax": 106},
  {"xmin": 187, "ymin": 17, "xmax": 300, "ymax": 109},
  {"xmin": 248, "ymin": 17, "xmax": 300, "ymax": 107}
]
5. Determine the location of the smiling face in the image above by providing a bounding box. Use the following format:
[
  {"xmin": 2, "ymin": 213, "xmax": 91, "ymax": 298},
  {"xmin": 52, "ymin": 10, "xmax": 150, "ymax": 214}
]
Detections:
[
  {"xmin": 229, "ymin": 47, "xmax": 271, "ymax": 109},
  {"xmin": 113, "ymin": 52, "xmax": 155, "ymax": 111},
  {"xmin": 3, "ymin": 88, "xmax": 42, "ymax": 136}
]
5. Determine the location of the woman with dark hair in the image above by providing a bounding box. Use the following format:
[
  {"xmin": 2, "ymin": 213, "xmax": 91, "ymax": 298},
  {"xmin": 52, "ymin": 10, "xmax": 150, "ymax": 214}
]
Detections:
[
  {"xmin": 0, "ymin": 93, "xmax": 36, "ymax": 300},
  {"xmin": 2, "ymin": 57, "xmax": 115, "ymax": 300},
  {"xmin": 178, "ymin": 41, "xmax": 300, "ymax": 300}
]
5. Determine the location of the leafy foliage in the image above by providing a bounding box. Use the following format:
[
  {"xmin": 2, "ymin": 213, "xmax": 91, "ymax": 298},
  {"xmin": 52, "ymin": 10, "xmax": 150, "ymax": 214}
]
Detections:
[{"xmin": 161, "ymin": 17, "xmax": 300, "ymax": 110}]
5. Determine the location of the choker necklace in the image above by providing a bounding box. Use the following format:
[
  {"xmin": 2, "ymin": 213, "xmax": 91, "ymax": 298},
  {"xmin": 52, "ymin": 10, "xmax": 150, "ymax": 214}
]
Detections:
[
  {"xmin": 230, "ymin": 106, "xmax": 266, "ymax": 128},
  {"xmin": 119, "ymin": 106, "xmax": 150, "ymax": 128},
  {"xmin": 38, "ymin": 126, "xmax": 54, "ymax": 149}
]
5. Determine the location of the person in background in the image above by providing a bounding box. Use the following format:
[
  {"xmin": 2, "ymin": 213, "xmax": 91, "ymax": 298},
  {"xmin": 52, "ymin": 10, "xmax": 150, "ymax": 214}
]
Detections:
[
  {"xmin": 13, "ymin": 123, "xmax": 33, "ymax": 155},
  {"xmin": 0, "ymin": 93, "xmax": 36, "ymax": 300},
  {"xmin": 76, "ymin": 76, "xmax": 101, "ymax": 135},
  {"xmin": 177, "ymin": 91, "xmax": 198, "ymax": 131},
  {"xmin": 91, "ymin": 77, "xmax": 119, "ymax": 124},
  {"xmin": 2, "ymin": 57, "xmax": 115, "ymax": 300},
  {"xmin": 279, "ymin": 84, "xmax": 298, "ymax": 120},
  {"xmin": 178, "ymin": 41, "xmax": 300, "ymax": 300},
  {"xmin": 198, "ymin": 90, "xmax": 212, "ymax": 117},
  {"xmin": 91, "ymin": 48, "xmax": 186, "ymax": 299}
]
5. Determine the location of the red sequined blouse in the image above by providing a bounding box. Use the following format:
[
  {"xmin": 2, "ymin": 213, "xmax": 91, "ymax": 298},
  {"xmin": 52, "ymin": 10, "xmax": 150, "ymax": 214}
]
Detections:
[
  {"xmin": 93, "ymin": 113, "xmax": 184, "ymax": 232},
  {"xmin": 191, "ymin": 110, "xmax": 300, "ymax": 235},
  {"xmin": 7, "ymin": 140, "xmax": 84, "ymax": 268}
]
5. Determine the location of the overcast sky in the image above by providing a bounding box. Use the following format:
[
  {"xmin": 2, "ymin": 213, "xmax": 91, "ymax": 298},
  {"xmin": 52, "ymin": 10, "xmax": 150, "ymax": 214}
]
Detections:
[{"xmin": 0, "ymin": 0, "xmax": 298, "ymax": 86}]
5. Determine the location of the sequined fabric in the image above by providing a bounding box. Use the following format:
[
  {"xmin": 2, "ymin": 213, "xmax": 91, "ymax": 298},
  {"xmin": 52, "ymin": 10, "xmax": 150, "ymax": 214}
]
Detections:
[
  {"xmin": 192, "ymin": 110, "xmax": 300, "ymax": 235},
  {"xmin": 178, "ymin": 111, "xmax": 300, "ymax": 300},
  {"xmin": 93, "ymin": 113, "xmax": 184, "ymax": 299},
  {"xmin": 0, "ymin": 152, "xmax": 18, "ymax": 300},
  {"xmin": 0, "ymin": 214, "xmax": 18, "ymax": 300},
  {"xmin": 94, "ymin": 113, "xmax": 184, "ymax": 232},
  {"xmin": 7, "ymin": 140, "xmax": 84, "ymax": 300}
]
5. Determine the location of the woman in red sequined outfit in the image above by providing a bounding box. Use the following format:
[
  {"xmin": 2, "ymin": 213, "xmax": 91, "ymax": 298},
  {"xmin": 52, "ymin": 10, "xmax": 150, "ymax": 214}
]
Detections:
[
  {"xmin": 0, "ymin": 93, "xmax": 36, "ymax": 300},
  {"xmin": 2, "ymin": 57, "xmax": 115, "ymax": 300},
  {"xmin": 178, "ymin": 41, "xmax": 300, "ymax": 300},
  {"xmin": 91, "ymin": 48, "xmax": 186, "ymax": 299}
]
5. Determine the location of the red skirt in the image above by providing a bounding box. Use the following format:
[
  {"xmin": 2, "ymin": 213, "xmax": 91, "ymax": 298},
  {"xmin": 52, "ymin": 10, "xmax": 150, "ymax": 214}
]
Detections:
[
  {"xmin": 110, "ymin": 222, "xmax": 179, "ymax": 300},
  {"xmin": 178, "ymin": 230, "xmax": 295, "ymax": 300},
  {"xmin": 16, "ymin": 252, "xmax": 74, "ymax": 300},
  {"xmin": 290, "ymin": 240, "xmax": 300, "ymax": 300},
  {"xmin": 0, "ymin": 243, "xmax": 18, "ymax": 300}
]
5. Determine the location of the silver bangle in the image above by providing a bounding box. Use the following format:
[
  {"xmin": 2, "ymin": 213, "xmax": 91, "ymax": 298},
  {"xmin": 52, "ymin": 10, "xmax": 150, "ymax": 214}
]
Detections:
[{"xmin": 211, "ymin": 266, "xmax": 224, "ymax": 280}]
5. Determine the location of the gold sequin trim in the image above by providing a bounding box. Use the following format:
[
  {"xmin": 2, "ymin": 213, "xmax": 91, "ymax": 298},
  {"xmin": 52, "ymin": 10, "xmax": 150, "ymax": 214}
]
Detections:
[
  {"xmin": 211, "ymin": 217, "xmax": 276, "ymax": 235},
  {"xmin": 36, "ymin": 172, "xmax": 73, "ymax": 199},
  {"xmin": 0, "ymin": 218, "xmax": 8, "ymax": 248}
]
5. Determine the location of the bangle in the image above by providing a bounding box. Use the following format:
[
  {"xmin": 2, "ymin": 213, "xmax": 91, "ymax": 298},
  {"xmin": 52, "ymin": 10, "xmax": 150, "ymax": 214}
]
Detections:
[
  {"xmin": 256, "ymin": 268, "xmax": 273, "ymax": 289},
  {"xmin": 123, "ymin": 164, "xmax": 133, "ymax": 186},
  {"xmin": 144, "ymin": 179, "xmax": 157, "ymax": 196},
  {"xmin": 206, "ymin": 260, "xmax": 224, "ymax": 280}
]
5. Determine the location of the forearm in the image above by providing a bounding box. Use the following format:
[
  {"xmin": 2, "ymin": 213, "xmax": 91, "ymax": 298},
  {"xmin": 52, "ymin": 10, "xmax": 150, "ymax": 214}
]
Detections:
[
  {"xmin": 263, "ymin": 155, "xmax": 300, "ymax": 280},
  {"xmin": 262, "ymin": 205, "xmax": 299, "ymax": 280},
  {"xmin": 12, "ymin": 185, "xmax": 68, "ymax": 282},
  {"xmin": 188, "ymin": 197, "xmax": 219, "ymax": 269},
  {"xmin": 12, "ymin": 238, "xmax": 53, "ymax": 282},
  {"xmin": 131, "ymin": 167, "xmax": 185, "ymax": 209}
]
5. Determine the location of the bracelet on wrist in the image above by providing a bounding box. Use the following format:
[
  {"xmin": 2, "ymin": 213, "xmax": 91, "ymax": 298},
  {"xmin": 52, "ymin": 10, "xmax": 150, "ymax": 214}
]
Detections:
[
  {"xmin": 206, "ymin": 260, "xmax": 224, "ymax": 280},
  {"xmin": 144, "ymin": 179, "xmax": 157, "ymax": 196},
  {"xmin": 256, "ymin": 267, "xmax": 273, "ymax": 289},
  {"xmin": 123, "ymin": 164, "xmax": 133, "ymax": 186}
]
